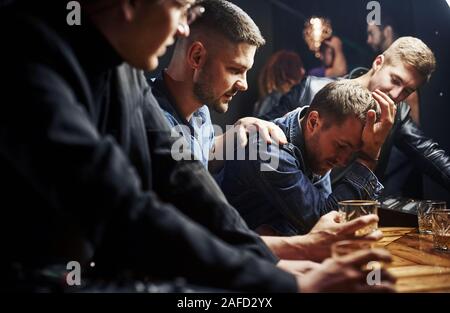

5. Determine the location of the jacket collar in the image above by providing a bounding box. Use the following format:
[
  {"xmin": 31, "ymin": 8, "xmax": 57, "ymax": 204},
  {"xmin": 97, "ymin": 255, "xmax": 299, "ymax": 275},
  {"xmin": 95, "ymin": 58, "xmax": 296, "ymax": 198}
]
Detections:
[
  {"xmin": 274, "ymin": 106, "xmax": 308, "ymax": 155},
  {"xmin": 151, "ymin": 71, "xmax": 187, "ymax": 124},
  {"xmin": 274, "ymin": 107, "xmax": 319, "ymax": 179},
  {"xmin": 67, "ymin": 16, "xmax": 123, "ymax": 74}
]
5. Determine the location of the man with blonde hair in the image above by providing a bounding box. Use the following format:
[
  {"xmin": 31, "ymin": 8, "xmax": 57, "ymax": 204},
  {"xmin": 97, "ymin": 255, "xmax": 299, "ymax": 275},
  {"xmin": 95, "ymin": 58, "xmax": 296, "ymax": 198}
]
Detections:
[
  {"xmin": 261, "ymin": 36, "xmax": 450, "ymax": 196},
  {"xmin": 367, "ymin": 27, "xmax": 425, "ymax": 198}
]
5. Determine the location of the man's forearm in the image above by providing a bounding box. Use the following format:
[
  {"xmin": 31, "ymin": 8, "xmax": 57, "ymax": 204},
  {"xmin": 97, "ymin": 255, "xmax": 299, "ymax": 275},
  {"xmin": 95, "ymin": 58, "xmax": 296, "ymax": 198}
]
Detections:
[
  {"xmin": 262, "ymin": 235, "xmax": 310, "ymax": 260},
  {"xmin": 397, "ymin": 115, "xmax": 450, "ymax": 191}
]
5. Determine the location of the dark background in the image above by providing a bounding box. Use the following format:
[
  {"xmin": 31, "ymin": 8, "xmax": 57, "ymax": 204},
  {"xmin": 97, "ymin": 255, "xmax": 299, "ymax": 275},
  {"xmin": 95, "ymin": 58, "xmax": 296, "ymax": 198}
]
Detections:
[{"xmin": 153, "ymin": 0, "xmax": 450, "ymax": 202}]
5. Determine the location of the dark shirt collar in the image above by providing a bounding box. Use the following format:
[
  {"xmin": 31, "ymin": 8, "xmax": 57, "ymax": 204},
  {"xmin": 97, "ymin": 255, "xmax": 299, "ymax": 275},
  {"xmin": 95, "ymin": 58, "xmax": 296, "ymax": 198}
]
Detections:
[
  {"xmin": 65, "ymin": 15, "xmax": 123, "ymax": 73},
  {"xmin": 10, "ymin": 2, "xmax": 123, "ymax": 72},
  {"xmin": 275, "ymin": 107, "xmax": 308, "ymax": 155}
]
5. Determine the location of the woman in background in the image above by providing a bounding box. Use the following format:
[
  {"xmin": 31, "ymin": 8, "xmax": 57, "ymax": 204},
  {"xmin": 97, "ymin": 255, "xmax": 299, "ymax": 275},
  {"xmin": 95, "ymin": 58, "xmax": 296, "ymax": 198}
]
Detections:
[{"xmin": 254, "ymin": 50, "xmax": 305, "ymax": 117}]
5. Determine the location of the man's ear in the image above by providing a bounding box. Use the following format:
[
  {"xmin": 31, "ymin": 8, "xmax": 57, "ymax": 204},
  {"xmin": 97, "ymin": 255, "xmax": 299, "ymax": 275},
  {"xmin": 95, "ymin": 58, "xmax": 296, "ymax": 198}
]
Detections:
[
  {"xmin": 372, "ymin": 54, "xmax": 384, "ymax": 72},
  {"xmin": 306, "ymin": 111, "xmax": 321, "ymax": 133},
  {"xmin": 300, "ymin": 67, "xmax": 306, "ymax": 77},
  {"xmin": 383, "ymin": 26, "xmax": 393, "ymax": 42},
  {"xmin": 121, "ymin": 0, "xmax": 139, "ymax": 22},
  {"xmin": 187, "ymin": 41, "xmax": 207, "ymax": 69}
]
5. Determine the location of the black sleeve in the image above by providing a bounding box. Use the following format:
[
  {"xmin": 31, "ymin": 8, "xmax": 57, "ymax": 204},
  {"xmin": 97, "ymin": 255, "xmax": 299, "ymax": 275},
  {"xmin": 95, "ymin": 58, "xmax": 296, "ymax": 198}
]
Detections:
[
  {"xmin": 395, "ymin": 110, "xmax": 450, "ymax": 192},
  {"xmin": 132, "ymin": 70, "xmax": 280, "ymax": 262},
  {"xmin": 259, "ymin": 82, "xmax": 305, "ymax": 120},
  {"xmin": 1, "ymin": 59, "xmax": 297, "ymax": 292}
]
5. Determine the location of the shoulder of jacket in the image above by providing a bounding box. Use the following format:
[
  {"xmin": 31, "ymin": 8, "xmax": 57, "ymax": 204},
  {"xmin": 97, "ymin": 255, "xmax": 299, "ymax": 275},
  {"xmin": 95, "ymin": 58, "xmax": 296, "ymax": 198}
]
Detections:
[{"xmin": 396, "ymin": 101, "xmax": 411, "ymax": 122}]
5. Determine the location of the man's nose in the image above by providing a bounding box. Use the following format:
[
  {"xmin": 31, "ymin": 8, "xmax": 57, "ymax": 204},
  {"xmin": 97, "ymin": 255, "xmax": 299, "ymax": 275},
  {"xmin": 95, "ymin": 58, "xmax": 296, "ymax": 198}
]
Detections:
[
  {"xmin": 388, "ymin": 87, "xmax": 403, "ymax": 102},
  {"xmin": 235, "ymin": 77, "xmax": 248, "ymax": 91}
]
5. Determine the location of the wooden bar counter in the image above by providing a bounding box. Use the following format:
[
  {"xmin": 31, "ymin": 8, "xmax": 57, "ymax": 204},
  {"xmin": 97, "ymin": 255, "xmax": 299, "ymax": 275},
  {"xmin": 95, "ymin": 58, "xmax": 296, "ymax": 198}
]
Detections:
[{"xmin": 378, "ymin": 227, "xmax": 450, "ymax": 292}]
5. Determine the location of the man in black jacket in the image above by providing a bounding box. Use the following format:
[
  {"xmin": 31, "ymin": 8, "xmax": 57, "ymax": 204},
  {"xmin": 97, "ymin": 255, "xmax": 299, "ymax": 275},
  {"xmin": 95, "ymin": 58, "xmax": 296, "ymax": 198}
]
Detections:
[
  {"xmin": 0, "ymin": 0, "xmax": 394, "ymax": 292},
  {"xmin": 260, "ymin": 37, "xmax": 450, "ymax": 194},
  {"xmin": 367, "ymin": 16, "xmax": 423, "ymax": 198}
]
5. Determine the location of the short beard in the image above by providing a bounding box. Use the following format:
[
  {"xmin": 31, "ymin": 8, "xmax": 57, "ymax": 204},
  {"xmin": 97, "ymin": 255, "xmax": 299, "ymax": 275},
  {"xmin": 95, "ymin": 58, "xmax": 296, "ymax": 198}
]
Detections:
[
  {"xmin": 193, "ymin": 71, "xmax": 229, "ymax": 114},
  {"xmin": 375, "ymin": 33, "xmax": 387, "ymax": 54},
  {"xmin": 305, "ymin": 131, "xmax": 323, "ymax": 175},
  {"xmin": 193, "ymin": 80, "xmax": 224, "ymax": 113}
]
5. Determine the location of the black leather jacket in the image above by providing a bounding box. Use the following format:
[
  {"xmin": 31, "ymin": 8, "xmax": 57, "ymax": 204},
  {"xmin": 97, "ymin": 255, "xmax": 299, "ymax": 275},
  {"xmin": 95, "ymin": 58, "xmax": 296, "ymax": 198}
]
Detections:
[{"xmin": 261, "ymin": 76, "xmax": 450, "ymax": 192}]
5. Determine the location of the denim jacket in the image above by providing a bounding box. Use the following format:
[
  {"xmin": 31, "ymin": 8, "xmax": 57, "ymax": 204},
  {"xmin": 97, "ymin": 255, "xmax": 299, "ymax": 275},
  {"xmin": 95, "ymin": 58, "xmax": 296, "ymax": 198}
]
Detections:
[
  {"xmin": 220, "ymin": 106, "xmax": 383, "ymax": 235},
  {"xmin": 261, "ymin": 75, "xmax": 450, "ymax": 194}
]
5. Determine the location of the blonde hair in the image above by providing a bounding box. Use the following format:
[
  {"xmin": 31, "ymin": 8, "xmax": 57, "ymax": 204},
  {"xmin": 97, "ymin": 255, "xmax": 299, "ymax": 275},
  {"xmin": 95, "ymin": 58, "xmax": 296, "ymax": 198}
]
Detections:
[{"xmin": 383, "ymin": 36, "xmax": 436, "ymax": 82}]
